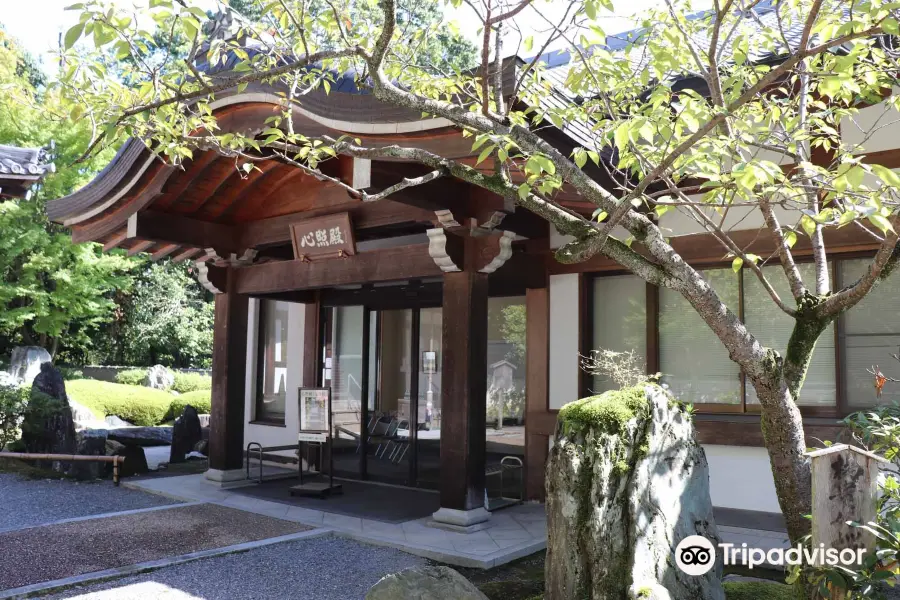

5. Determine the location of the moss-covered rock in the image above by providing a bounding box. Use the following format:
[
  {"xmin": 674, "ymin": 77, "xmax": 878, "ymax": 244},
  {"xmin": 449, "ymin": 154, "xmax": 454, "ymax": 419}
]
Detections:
[{"xmin": 545, "ymin": 383, "xmax": 724, "ymax": 600}]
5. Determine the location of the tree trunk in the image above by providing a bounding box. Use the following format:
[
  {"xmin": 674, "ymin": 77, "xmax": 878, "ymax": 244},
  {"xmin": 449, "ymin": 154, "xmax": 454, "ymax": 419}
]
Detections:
[{"xmin": 751, "ymin": 373, "xmax": 812, "ymax": 544}]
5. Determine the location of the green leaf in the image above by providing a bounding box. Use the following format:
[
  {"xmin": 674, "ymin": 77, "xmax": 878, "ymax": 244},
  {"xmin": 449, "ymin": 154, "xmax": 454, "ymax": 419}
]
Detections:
[
  {"xmin": 594, "ymin": 210, "xmax": 608, "ymax": 223},
  {"xmin": 784, "ymin": 230, "xmax": 797, "ymax": 248},
  {"xmin": 517, "ymin": 183, "xmax": 530, "ymax": 200},
  {"xmin": 732, "ymin": 257, "xmax": 743, "ymax": 272},
  {"xmin": 868, "ymin": 213, "xmax": 895, "ymax": 234},
  {"xmin": 800, "ymin": 215, "xmax": 817, "ymax": 237},
  {"xmin": 523, "ymin": 36, "xmax": 534, "ymax": 53},
  {"xmin": 476, "ymin": 144, "xmax": 495, "ymax": 165},
  {"xmin": 872, "ymin": 164, "xmax": 900, "ymax": 188},
  {"xmin": 64, "ymin": 23, "xmax": 84, "ymax": 50}
]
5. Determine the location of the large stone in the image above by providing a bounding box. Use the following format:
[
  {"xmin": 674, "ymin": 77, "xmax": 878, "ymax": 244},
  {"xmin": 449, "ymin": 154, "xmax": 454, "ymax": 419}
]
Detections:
[
  {"xmin": 117, "ymin": 444, "xmax": 149, "ymax": 477},
  {"xmin": 8, "ymin": 346, "xmax": 52, "ymax": 385},
  {"xmin": 20, "ymin": 364, "xmax": 77, "ymax": 466},
  {"xmin": 144, "ymin": 365, "xmax": 174, "ymax": 390},
  {"xmin": 365, "ymin": 566, "xmax": 488, "ymax": 600},
  {"xmin": 545, "ymin": 383, "xmax": 724, "ymax": 600},
  {"xmin": 107, "ymin": 426, "xmax": 173, "ymax": 446},
  {"xmin": 169, "ymin": 405, "xmax": 202, "ymax": 464},
  {"xmin": 73, "ymin": 429, "xmax": 107, "ymax": 479}
]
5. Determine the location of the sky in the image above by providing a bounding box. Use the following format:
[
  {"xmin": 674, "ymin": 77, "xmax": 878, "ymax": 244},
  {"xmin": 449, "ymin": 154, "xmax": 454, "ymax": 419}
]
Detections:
[{"xmin": 0, "ymin": 0, "xmax": 680, "ymax": 75}]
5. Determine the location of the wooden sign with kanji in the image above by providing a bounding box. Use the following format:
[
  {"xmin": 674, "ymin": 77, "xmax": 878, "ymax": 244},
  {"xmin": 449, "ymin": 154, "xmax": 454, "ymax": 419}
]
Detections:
[{"xmin": 290, "ymin": 212, "xmax": 356, "ymax": 261}]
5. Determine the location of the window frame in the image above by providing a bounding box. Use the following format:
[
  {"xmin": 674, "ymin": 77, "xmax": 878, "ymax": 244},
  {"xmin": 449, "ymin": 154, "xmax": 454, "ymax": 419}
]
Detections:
[
  {"xmin": 585, "ymin": 254, "xmax": 879, "ymax": 418},
  {"xmin": 254, "ymin": 298, "xmax": 289, "ymax": 425}
]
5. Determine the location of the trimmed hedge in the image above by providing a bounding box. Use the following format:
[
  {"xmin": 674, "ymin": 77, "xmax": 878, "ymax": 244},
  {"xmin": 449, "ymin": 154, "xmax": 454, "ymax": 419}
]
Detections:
[
  {"xmin": 115, "ymin": 369, "xmax": 147, "ymax": 387},
  {"xmin": 66, "ymin": 379, "xmax": 174, "ymax": 426},
  {"xmin": 169, "ymin": 390, "xmax": 211, "ymax": 418},
  {"xmin": 172, "ymin": 372, "xmax": 211, "ymax": 394}
]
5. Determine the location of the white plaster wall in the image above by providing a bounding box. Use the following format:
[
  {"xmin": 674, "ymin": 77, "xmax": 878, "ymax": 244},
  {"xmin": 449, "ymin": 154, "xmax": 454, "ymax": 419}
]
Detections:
[
  {"xmin": 841, "ymin": 95, "xmax": 900, "ymax": 153},
  {"xmin": 703, "ymin": 444, "xmax": 781, "ymax": 513},
  {"xmin": 549, "ymin": 273, "xmax": 580, "ymax": 410},
  {"xmin": 243, "ymin": 298, "xmax": 307, "ymax": 458}
]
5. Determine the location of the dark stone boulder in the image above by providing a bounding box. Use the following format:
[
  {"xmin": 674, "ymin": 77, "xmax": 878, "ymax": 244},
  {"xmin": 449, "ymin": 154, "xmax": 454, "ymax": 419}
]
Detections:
[
  {"xmin": 20, "ymin": 364, "xmax": 76, "ymax": 470},
  {"xmin": 105, "ymin": 439, "xmax": 126, "ymax": 455},
  {"xmin": 73, "ymin": 429, "xmax": 107, "ymax": 480},
  {"xmin": 170, "ymin": 405, "xmax": 202, "ymax": 463},
  {"xmin": 107, "ymin": 426, "xmax": 172, "ymax": 446},
  {"xmin": 117, "ymin": 445, "xmax": 149, "ymax": 477}
]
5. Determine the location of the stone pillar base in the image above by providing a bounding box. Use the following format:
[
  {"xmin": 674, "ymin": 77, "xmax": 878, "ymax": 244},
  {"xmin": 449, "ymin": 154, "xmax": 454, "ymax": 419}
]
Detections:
[
  {"xmin": 429, "ymin": 506, "xmax": 492, "ymax": 533},
  {"xmin": 203, "ymin": 468, "xmax": 248, "ymax": 488}
]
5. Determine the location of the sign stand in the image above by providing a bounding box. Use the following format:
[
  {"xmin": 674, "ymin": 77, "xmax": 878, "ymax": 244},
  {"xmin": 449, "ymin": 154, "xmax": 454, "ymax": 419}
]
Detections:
[{"xmin": 289, "ymin": 387, "xmax": 343, "ymax": 498}]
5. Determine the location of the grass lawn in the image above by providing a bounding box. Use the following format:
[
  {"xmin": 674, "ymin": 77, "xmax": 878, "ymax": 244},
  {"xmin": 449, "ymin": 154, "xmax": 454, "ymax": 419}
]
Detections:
[
  {"xmin": 66, "ymin": 379, "xmax": 176, "ymax": 426},
  {"xmin": 64, "ymin": 380, "xmax": 212, "ymax": 426}
]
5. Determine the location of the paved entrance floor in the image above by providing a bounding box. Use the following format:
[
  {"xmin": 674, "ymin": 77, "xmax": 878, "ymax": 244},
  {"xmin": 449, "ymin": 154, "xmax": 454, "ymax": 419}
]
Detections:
[
  {"xmin": 126, "ymin": 473, "xmax": 547, "ymax": 569},
  {"xmin": 232, "ymin": 478, "xmax": 441, "ymax": 523}
]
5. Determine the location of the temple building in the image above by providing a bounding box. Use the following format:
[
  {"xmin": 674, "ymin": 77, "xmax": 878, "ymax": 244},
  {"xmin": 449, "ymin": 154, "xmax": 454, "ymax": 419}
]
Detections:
[
  {"xmin": 46, "ymin": 48, "xmax": 900, "ymax": 533},
  {"xmin": 0, "ymin": 144, "xmax": 54, "ymax": 200}
]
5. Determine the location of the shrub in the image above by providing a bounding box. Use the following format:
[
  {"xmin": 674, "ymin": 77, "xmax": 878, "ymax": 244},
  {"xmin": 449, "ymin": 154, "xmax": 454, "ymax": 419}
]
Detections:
[
  {"xmin": 58, "ymin": 367, "xmax": 84, "ymax": 381},
  {"xmin": 172, "ymin": 372, "xmax": 211, "ymax": 394},
  {"xmin": 66, "ymin": 379, "xmax": 173, "ymax": 426},
  {"xmin": 115, "ymin": 368, "xmax": 147, "ymax": 387},
  {"xmin": 0, "ymin": 384, "xmax": 29, "ymax": 450},
  {"xmin": 169, "ymin": 389, "xmax": 211, "ymax": 418}
]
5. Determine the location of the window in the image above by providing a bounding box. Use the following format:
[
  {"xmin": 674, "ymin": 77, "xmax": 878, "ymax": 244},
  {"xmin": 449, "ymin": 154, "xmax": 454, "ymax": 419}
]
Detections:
[
  {"xmin": 255, "ymin": 299, "xmax": 290, "ymax": 423},
  {"xmin": 843, "ymin": 258, "xmax": 900, "ymax": 408},
  {"xmin": 591, "ymin": 275, "xmax": 646, "ymax": 394},
  {"xmin": 744, "ymin": 263, "xmax": 836, "ymax": 407},
  {"xmin": 659, "ymin": 268, "xmax": 742, "ymax": 405}
]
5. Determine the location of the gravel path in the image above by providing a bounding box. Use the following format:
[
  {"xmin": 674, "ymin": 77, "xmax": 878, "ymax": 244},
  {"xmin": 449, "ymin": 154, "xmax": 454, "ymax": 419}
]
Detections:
[
  {"xmin": 42, "ymin": 536, "xmax": 425, "ymax": 600},
  {"xmin": 0, "ymin": 504, "xmax": 311, "ymax": 591},
  {"xmin": 0, "ymin": 474, "xmax": 177, "ymax": 532}
]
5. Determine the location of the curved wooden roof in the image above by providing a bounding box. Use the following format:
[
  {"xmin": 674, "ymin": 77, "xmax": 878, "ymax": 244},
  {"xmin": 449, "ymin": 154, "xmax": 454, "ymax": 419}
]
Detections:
[{"xmin": 47, "ymin": 93, "xmax": 477, "ymax": 260}]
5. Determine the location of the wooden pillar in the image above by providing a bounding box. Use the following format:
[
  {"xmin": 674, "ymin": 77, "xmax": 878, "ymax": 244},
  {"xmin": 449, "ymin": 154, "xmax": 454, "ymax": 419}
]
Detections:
[
  {"xmin": 207, "ymin": 267, "xmax": 249, "ymax": 479},
  {"xmin": 525, "ymin": 286, "xmax": 550, "ymax": 501},
  {"xmin": 435, "ymin": 241, "xmax": 490, "ymax": 526},
  {"xmin": 302, "ymin": 294, "xmax": 320, "ymax": 388}
]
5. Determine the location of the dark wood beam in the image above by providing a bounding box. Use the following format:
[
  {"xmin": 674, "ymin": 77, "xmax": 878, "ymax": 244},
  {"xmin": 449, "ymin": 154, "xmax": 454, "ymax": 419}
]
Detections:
[
  {"xmin": 238, "ymin": 200, "xmax": 434, "ymax": 249},
  {"xmin": 208, "ymin": 268, "xmax": 248, "ymax": 473},
  {"xmin": 129, "ymin": 210, "xmax": 239, "ymax": 254},
  {"xmin": 234, "ymin": 244, "xmax": 441, "ymax": 295},
  {"xmin": 126, "ymin": 240, "xmax": 154, "ymax": 256},
  {"xmin": 548, "ymin": 224, "xmax": 883, "ymax": 275},
  {"xmin": 102, "ymin": 230, "xmax": 128, "ymax": 252},
  {"xmin": 172, "ymin": 248, "xmax": 202, "ymax": 263},
  {"xmin": 150, "ymin": 244, "xmax": 180, "ymax": 261}
]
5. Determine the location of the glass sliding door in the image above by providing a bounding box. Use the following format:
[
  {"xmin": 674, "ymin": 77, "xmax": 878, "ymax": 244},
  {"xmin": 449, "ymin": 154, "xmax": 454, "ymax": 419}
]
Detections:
[
  {"xmin": 318, "ymin": 303, "xmax": 443, "ymax": 488},
  {"xmin": 367, "ymin": 309, "xmax": 413, "ymax": 485},
  {"xmin": 322, "ymin": 306, "xmax": 366, "ymax": 479},
  {"xmin": 415, "ymin": 307, "xmax": 442, "ymax": 489}
]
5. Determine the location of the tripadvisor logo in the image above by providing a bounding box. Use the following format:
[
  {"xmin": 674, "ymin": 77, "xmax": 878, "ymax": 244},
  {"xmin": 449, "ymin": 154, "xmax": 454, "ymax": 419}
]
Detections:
[
  {"xmin": 675, "ymin": 536, "xmax": 716, "ymax": 576},
  {"xmin": 675, "ymin": 535, "xmax": 869, "ymax": 575}
]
